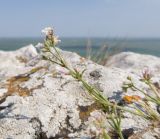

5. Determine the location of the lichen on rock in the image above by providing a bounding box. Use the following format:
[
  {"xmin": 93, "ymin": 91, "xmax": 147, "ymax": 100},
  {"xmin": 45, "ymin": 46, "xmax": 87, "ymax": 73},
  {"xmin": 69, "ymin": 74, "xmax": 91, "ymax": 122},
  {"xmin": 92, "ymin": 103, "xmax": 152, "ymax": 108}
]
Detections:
[{"xmin": 0, "ymin": 45, "xmax": 160, "ymax": 139}]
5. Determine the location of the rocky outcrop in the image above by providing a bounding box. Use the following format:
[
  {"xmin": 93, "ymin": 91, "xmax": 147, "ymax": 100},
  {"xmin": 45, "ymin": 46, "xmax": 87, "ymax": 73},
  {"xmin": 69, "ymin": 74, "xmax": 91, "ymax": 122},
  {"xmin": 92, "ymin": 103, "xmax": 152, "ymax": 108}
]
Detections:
[
  {"xmin": 0, "ymin": 46, "xmax": 159, "ymax": 139},
  {"xmin": 105, "ymin": 52, "xmax": 160, "ymax": 74}
]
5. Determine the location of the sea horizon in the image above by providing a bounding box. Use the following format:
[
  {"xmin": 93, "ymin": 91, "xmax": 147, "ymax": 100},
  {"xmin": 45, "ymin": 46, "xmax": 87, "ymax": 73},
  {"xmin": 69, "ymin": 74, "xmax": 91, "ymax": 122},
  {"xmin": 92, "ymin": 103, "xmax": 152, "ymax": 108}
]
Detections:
[{"xmin": 0, "ymin": 37, "xmax": 160, "ymax": 57}]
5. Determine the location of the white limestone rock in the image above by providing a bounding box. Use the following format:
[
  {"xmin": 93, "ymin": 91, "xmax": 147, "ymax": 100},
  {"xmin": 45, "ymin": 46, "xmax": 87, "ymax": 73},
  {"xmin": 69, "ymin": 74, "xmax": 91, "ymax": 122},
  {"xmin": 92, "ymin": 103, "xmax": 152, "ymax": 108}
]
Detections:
[
  {"xmin": 105, "ymin": 52, "xmax": 160, "ymax": 74},
  {"xmin": 0, "ymin": 45, "xmax": 159, "ymax": 139}
]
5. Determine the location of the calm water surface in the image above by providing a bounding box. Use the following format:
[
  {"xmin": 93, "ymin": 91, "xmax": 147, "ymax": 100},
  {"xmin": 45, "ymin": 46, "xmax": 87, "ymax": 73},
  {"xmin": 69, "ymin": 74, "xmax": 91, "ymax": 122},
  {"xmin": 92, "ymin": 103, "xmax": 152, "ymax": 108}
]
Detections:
[{"xmin": 0, "ymin": 37, "xmax": 160, "ymax": 57}]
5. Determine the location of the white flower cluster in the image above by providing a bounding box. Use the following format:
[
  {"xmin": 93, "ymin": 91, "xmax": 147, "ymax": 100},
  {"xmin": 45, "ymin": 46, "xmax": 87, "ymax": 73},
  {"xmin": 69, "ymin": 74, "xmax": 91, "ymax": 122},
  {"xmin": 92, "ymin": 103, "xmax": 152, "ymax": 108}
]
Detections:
[
  {"xmin": 41, "ymin": 27, "xmax": 53, "ymax": 36},
  {"xmin": 41, "ymin": 27, "xmax": 61, "ymax": 45}
]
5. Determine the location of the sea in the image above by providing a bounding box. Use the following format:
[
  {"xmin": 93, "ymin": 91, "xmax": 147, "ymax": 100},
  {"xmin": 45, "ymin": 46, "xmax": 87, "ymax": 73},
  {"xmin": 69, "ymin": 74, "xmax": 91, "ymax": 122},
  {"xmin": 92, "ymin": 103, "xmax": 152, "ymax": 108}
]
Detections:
[{"xmin": 0, "ymin": 37, "xmax": 160, "ymax": 57}]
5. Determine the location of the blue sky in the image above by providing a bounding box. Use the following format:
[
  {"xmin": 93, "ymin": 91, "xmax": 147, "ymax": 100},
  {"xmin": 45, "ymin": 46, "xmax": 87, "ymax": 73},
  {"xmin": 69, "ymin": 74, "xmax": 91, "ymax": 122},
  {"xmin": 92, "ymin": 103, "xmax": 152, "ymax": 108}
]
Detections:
[{"xmin": 0, "ymin": 0, "xmax": 160, "ymax": 37}]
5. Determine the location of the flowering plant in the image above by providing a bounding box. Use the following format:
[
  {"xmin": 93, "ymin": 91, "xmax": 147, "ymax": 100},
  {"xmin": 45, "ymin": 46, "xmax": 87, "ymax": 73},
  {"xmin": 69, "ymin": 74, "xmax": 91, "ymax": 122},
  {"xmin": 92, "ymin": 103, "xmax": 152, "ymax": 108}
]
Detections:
[
  {"xmin": 40, "ymin": 27, "xmax": 160, "ymax": 139},
  {"xmin": 41, "ymin": 27, "xmax": 61, "ymax": 49}
]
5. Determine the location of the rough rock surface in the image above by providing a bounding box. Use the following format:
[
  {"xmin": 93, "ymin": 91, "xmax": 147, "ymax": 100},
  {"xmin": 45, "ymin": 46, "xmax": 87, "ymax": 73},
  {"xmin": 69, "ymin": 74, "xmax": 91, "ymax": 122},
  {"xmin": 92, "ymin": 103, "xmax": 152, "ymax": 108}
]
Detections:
[
  {"xmin": 105, "ymin": 52, "xmax": 160, "ymax": 74},
  {"xmin": 0, "ymin": 46, "xmax": 159, "ymax": 139}
]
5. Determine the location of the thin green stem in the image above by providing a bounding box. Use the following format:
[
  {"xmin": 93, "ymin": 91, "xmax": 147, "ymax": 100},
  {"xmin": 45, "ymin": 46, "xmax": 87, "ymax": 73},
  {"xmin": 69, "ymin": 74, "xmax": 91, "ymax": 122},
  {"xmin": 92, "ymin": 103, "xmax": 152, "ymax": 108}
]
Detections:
[
  {"xmin": 133, "ymin": 85, "xmax": 153, "ymax": 99},
  {"xmin": 44, "ymin": 44, "xmax": 150, "ymax": 118},
  {"xmin": 148, "ymin": 83, "xmax": 160, "ymax": 99},
  {"xmin": 118, "ymin": 130, "xmax": 124, "ymax": 139}
]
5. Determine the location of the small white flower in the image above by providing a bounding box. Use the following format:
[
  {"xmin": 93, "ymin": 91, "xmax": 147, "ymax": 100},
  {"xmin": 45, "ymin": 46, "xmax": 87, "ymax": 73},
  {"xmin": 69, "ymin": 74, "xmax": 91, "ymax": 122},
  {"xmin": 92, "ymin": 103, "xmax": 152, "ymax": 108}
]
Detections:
[
  {"xmin": 41, "ymin": 27, "xmax": 54, "ymax": 36},
  {"xmin": 41, "ymin": 27, "xmax": 61, "ymax": 45},
  {"xmin": 142, "ymin": 67, "xmax": 152, "ymax": 80},
  {"xmin": 53, "ymin": 35, "xmax": 61, "ymax": 45}
]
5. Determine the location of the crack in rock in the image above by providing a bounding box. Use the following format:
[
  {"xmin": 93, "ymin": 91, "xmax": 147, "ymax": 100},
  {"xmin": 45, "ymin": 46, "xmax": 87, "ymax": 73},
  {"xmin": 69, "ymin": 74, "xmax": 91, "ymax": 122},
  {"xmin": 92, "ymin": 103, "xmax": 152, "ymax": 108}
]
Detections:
[{"xmin": 29, "ymin": 117, "xmax": 48, "ymax": 139}]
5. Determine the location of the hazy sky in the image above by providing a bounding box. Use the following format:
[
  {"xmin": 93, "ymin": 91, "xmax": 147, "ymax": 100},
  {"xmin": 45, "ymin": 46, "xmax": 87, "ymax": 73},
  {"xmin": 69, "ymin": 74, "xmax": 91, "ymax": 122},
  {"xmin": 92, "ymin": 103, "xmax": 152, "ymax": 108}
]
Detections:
[{"xmin": 0, "ymin": 0, "xmax": 160, "ymax": 37}]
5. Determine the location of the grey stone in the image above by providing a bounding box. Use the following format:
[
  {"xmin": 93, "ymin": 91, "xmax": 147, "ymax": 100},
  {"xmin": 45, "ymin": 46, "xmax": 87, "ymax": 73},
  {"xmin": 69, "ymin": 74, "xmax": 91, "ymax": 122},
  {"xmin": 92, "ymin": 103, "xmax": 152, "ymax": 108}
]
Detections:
[{"xmin": 0, "ymin": 45, "xmax": 159, "ymax": 139}]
